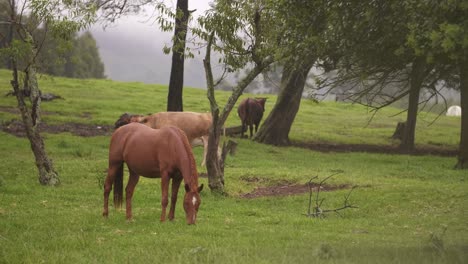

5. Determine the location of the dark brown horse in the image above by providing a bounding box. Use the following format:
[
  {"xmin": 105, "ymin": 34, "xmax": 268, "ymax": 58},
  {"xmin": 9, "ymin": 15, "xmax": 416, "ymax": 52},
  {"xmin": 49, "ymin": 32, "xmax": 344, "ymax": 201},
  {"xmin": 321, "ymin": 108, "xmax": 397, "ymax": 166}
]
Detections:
[
  {"xmin": 237, "ymin": 97, "xmax": 267, "ymax": 138},
  {"xmin": 103, "ymin": 123, "xmax": 203, "ymax": 224}
]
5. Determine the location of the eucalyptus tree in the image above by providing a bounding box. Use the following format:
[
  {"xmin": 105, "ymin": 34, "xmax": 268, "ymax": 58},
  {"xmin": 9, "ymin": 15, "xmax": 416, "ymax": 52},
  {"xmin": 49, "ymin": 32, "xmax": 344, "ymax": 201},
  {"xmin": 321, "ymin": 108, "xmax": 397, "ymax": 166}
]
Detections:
[
  {"xmin": 325, "ymin": 1, "xmax": 467, "ymax": 167},
  {"xmin": 315, "ymin": 1, "xmax": 455, "ymax": 153},
  {"xmin": 253, "ymin": 0, "xmax": 330, "ymax": 146},
  {"xmin": 197, "ymin": 0, "xmax": 276, "ymax": 192},
  {"xmin": 0, "ymin": 0, "xmax": 95, "ymax": 185},
  {"xmin": 404, "ymin": 0, "xmax": 468, "ymax": 169}
]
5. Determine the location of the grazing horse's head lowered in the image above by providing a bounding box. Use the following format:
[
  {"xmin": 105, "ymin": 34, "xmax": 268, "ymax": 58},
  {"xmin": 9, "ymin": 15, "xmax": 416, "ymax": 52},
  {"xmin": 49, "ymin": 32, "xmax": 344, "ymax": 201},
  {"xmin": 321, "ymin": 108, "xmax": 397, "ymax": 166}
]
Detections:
[
  {"xmin": 183, "ymin": 183, "xmax": 203, "ymax": 224},
  {"xmin": 103, "ymin": 123, "xmax": 203, "ymax": 224}
]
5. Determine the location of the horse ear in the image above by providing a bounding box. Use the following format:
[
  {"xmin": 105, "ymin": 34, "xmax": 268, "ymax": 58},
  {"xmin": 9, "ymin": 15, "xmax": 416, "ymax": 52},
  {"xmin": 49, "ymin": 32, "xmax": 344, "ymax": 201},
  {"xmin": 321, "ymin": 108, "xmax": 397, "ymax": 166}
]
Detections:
[
  {"xmin": 185, "ymin": 184, "xmax": 190, "ymax": 192},
  {"xmin": 198, "ymin": 184, "xmax": 204, "ymax": 193}
]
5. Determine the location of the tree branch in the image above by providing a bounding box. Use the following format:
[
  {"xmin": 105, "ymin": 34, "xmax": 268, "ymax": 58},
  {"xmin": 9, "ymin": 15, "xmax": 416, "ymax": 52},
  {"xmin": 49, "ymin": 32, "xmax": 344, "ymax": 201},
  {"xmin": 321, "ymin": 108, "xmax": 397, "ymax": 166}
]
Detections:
[{"xmin": 304, "ymin": 172, "xmax": 358, "ymax": 218}]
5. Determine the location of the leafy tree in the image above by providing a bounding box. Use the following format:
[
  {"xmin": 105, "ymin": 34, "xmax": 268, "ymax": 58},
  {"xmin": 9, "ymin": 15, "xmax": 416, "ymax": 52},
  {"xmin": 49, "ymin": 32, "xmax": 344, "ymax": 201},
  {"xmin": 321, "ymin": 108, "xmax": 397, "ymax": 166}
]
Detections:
[
  {"xmin": 254, "ymin": 0, "xmax": 329, "ymax": 146},
  {"xmin": 65, "ymin": 31, "xmax": 105, "ymax": 79},
  {"xmin": 0, "ymin": 0, "xmax": 95, "ymax": 185},
  {"xmin": 198, "ymin": 0, "xmax": 276, "ymax": 193},
  {"xmin": 33, "ymin": 30, "xmax": 105, "ymax": 79},
  {"xmin": 325, "ymin": 1, "xmax": 466, "ymax": 167},
  {"xmin": 309, "ymin": 1, "xmax": 451, "ymax": 153},
  {"xmin": 1, "ymin": 1, "xmax": 104, "ymax": 79},
  {"xmin": 404, "ymin": 0, "xmax": 468, "ymax": 168}
]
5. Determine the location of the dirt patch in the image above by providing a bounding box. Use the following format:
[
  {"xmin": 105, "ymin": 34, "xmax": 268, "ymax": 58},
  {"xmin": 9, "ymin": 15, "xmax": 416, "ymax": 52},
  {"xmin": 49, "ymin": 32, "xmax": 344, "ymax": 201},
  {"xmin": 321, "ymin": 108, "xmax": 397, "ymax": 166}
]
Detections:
[
  {"xmin": 0, "ymin": 120, "xmax": 113, "ymax": 137},
  {"xmin": 292, "ymin": 141, "xmax": 458, "ymax": 157},
  {"xmin": 199, "ymin": 174, "xmax": 350, "ymax": 198},
  {"xmin": 240, "ymin": 180, "xmax": 350, "ymax": 199},
  {"xmin": 0, "ymin": 105, "xmax": 60, "ymax": 116}
]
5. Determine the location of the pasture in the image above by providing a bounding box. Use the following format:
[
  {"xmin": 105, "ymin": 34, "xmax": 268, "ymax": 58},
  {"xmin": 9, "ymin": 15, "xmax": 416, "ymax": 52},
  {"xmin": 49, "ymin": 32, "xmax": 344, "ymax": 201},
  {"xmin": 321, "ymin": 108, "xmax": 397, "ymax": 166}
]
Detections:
[{"xmin": 0, "ymin": 69, "xmax": 467, "ymax": 263}]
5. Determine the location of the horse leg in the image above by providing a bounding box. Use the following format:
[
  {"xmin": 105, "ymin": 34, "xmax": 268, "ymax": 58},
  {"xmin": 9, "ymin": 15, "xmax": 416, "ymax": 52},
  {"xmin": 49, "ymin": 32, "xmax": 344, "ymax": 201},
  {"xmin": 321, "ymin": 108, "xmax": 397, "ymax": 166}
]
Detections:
[
  {"xmin": 125, "ymin": 170, "xmax": 140, "ymax": 221},
  {"xmin": 249, "ymin": 124, "xmax": 254, "ymax": 138},
  {"xmin": 103, "ymin": 164, "xmax": 119, "ymax": 217},
  {"xmin": 241, "ymin": 122, "xmax": 246, "ymax": 138},
  {"xmin": 160, "ymin": 171, "xmax": 170, "ymax": 222},
  {"xmin": 168, "ymin": 172, "xmax": 183, "ymax": 221},
  {"xmin": 201, "ymin": 135, "xmax": 208, "ymax": 167}
]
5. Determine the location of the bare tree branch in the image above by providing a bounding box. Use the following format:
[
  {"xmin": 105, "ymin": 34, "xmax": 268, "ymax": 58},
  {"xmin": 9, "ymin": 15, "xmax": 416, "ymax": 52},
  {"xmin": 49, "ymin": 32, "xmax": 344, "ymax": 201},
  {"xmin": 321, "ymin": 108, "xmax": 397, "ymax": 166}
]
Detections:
[{"xmin": 304, "ymin": 172, "xmax": 358, "ymax": 218}]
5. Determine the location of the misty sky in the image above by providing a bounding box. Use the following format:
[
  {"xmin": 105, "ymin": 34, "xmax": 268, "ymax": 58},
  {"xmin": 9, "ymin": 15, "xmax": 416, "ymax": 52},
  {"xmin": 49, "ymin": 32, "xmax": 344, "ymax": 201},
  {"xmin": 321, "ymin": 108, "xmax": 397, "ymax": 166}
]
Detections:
[{"xmin": 90, "ymin": 1, "xmax": 212, "ymax": 89}]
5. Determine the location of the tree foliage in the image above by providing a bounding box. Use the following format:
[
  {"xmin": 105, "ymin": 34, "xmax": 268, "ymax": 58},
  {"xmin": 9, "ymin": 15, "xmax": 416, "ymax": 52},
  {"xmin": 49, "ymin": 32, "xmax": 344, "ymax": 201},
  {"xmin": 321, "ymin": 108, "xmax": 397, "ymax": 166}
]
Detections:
[
  {"xmin": 34, "ymin": 30, "xmax": 105, "ymax": 78},
  {"xmin": 197, "ymin": 0, "xmax": 277, "ymax": 192},
  {"xmin": 0, "ymin": 0, "xmax": 104, "ymax": 79},
  {"xmin": 0, "ymin": 0, "xmax": 96, "ymax": 185}
]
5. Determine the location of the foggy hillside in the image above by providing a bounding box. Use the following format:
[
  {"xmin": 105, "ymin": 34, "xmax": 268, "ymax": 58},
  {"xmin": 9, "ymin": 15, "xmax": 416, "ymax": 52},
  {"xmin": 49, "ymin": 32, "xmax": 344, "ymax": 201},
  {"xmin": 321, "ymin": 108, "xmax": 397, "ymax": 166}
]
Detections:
[
  {"xmin": 90, "ymin": 23, "xmax": 207, "ymax": 89},
  {"xmin": 90, "ymin": 2, "xmax": 211, "ymax": 89}
]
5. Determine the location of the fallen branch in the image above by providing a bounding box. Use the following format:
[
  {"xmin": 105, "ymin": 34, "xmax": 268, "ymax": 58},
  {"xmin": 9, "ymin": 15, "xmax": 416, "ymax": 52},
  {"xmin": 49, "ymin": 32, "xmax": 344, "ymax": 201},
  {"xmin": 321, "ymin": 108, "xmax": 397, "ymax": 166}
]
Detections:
[{"xmin": 304, "ymin": 172, "xmax": 358, "ymax": 218}]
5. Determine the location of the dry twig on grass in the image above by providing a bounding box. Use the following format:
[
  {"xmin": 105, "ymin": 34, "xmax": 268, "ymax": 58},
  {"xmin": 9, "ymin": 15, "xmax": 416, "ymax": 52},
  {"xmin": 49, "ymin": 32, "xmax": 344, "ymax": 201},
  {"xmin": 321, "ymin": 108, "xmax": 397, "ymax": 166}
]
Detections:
[{"xmin": 304, "ymin": 172, "xmax": 358, "ymax": 218}]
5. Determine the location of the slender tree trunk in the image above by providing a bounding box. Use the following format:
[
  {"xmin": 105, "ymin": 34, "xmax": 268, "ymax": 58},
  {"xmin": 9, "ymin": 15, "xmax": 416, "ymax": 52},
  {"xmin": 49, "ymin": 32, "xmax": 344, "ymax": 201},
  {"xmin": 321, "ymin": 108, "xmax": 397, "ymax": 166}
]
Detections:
[
  {"xmin": 203, "ymin": 32, "xmax": 274, "ymax": 193},
  {"xmin": 8, "ymin": 26, "xmax": 60, "ymax": 186},
  {"xmin": 399, "ymin": 58, "xmax": 426, "ymax": 152},
  {"xmin": 254, "ymin": 59, "xmax": 314, "ymax": 145},
  {"xmin": 11, "ymin": 62, "xmax": 60, "ymax": 186},
  {"xmin": 206, "ymin": 111, "xmax": 224, "ymax": 191},
  {"xmin": 167, "ymin": 0, "xmax": 189, "ymax": 112},
  {"xmin": 455, "ymin": 58, "xmax": 468, "ymax": 169}
]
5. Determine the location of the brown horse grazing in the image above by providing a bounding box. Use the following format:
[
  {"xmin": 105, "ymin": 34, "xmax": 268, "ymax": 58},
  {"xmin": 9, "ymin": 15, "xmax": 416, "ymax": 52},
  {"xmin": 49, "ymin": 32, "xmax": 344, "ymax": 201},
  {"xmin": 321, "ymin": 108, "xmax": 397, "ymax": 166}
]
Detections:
[
  {"xmin": 237, "ymin": 97, "xmax": 267, "ymax": 138},
  {"xmin": 103, "ymin": 123, "xmax": 203, "ymax": 224}
]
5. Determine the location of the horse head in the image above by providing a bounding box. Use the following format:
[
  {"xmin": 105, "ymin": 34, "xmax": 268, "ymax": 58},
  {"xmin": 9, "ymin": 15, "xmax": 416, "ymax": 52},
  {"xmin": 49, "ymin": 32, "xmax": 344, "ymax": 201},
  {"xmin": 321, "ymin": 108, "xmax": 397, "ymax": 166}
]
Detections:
[
  {"xmin": 114, "ymin": 113, "xmax": 145, "ymax": 129},
  {"xmin": 183, "ymin": 184, "xmax": 204, "ymax": 224},
  {"xmin": 254, "ymin": 97, "xmax": 267, "ymax": 110}
]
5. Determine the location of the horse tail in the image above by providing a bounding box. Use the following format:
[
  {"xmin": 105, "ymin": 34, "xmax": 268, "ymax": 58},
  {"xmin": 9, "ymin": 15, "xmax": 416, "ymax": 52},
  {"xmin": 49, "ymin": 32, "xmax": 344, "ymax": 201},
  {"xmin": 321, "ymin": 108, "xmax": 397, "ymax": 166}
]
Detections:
[
  {"xmin": 172, "ymin": 127, "xmax": 198, "ymax": 187},
  {"xmin": 113, "ymin": 163, "xmax": 124, "ymax": 208},
  {"xmin": 245, "ymin": 98, "xmax": 251, "ymax": 124}
]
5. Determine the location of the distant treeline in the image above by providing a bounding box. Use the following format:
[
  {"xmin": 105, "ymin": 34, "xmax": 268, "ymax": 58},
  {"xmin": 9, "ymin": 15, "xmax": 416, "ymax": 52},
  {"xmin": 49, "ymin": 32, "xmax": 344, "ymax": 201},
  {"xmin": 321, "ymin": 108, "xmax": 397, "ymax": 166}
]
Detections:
[
  {"xmin": 34, "ymin": 30, "xmax": 106, "ymax": 79},
  {"xmin": 0, "ymin": 3, "xmax": 105, "ymax": 79}
]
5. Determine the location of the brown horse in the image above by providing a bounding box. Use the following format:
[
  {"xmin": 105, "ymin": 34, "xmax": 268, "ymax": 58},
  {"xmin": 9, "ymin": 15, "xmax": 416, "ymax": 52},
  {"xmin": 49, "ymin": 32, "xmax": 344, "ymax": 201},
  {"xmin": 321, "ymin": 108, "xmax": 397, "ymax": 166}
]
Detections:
[
  {"xmin": 237, "ymin": 98, "xmax": 267, "ymax": 138},
  {"xmin": 103, "ymin": 123, "xmax": 203, "ymax": 224},
  {"xmin": 114, "ymin": 111, "xmax": 214, "ymax": 166}
]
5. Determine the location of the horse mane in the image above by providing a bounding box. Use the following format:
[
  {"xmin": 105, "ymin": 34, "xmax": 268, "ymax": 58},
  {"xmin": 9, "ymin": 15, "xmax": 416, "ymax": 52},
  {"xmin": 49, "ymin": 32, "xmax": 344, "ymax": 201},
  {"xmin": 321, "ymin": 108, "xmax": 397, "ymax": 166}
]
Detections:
[{"xmin": 172, "ymin": 127, "xmax": 198, "ymax": 189}]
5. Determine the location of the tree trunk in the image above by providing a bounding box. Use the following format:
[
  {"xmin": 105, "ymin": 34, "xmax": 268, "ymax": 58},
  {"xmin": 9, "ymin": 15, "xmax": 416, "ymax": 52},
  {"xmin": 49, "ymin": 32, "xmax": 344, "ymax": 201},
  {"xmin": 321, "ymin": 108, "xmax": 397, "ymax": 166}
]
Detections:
[
  {"xmin": 254, "ymin": 59, "xmax": 314, "ymax": 145},
  {"xmin": 203, "ymin": 32, "xmax": 273, "ymax": 193},
  {"xmin": 166, "ymin": 0, "xmax": 189, "ymax": 112},
  {"xmin": 391, "ymin": 121, "xmax": 406, "ymax": 140},
  {"xmin": 455, "ymin": 58, "xmax": 468, "ymax": 169},
  {"xmin": 11, "ymin": 63, "xmax": 60, "ymax": 186},
  {"xmin": 399, "ymin": 58, "xmax": 426, "ymax": 152},
  {"xmin": 206, "ymin": 112, "xmax": 225, "ymax": 191}
]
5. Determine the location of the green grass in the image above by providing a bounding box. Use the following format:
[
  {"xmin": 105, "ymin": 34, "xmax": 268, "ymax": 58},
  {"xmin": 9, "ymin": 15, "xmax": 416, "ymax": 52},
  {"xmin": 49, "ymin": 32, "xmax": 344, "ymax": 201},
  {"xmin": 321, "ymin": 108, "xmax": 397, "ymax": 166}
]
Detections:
[{"xmin": 0, "ymin": 69, "xmax": 467, "ymax": 263}]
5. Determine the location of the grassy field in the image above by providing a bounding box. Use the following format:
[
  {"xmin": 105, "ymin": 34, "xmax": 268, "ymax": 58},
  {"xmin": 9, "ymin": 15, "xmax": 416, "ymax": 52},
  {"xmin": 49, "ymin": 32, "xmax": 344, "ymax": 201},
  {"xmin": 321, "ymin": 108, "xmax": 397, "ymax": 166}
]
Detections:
[{"xmin": 0, "ymin": 69, "xmax": 467, "ymax": 263}]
